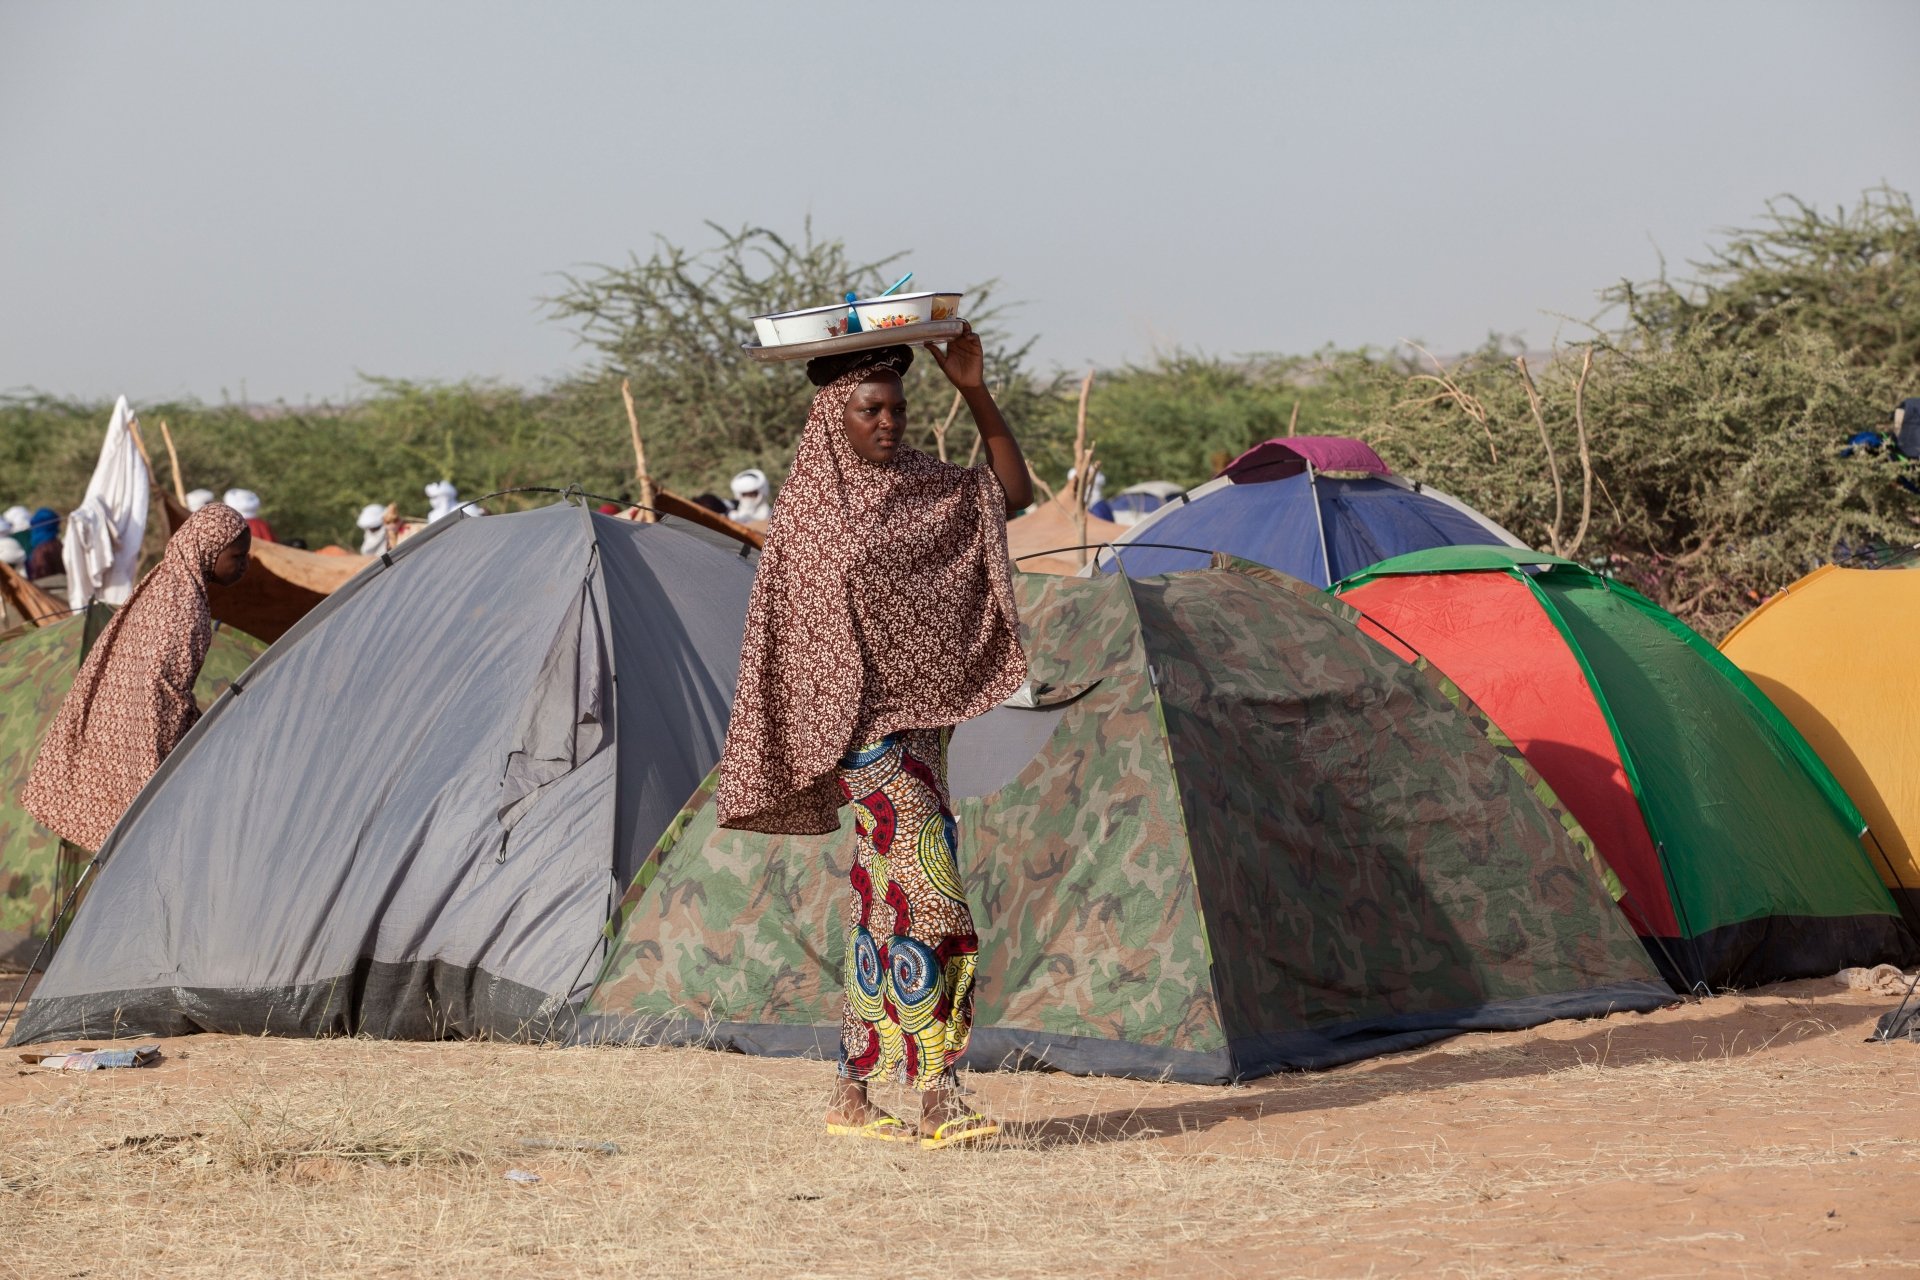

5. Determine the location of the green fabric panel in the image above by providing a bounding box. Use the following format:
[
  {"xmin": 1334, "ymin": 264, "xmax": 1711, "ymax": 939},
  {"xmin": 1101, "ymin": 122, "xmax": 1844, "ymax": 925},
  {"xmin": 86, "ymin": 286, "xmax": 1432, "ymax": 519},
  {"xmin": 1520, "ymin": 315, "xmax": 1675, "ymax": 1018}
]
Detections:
[
  {"xmin": 585, "ymin": 573, "xmax": 1227, "ymax": 1056},
  {"xmin": 1537, "ymin": 574, "xmax": 1896, "ymax": 935},
  {"xmin": 1135, "ymin": 564, "xmax": 1659, "ymax": 1043},
  {"xmin": 0, "ymin": 616, "xmax": 261, "ymax": 958},
  {"xmin": 1337, "ymin": 544, "xmax": 1578, "ymax": 584}
]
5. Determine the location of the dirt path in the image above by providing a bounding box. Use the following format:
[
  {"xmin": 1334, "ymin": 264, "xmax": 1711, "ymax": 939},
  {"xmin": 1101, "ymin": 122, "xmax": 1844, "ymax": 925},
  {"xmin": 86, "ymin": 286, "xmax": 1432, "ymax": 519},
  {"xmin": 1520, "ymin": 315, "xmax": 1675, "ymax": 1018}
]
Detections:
[{"xmin": 3, "ymin": 979, "xmax": 1916, "ymax": 1277}]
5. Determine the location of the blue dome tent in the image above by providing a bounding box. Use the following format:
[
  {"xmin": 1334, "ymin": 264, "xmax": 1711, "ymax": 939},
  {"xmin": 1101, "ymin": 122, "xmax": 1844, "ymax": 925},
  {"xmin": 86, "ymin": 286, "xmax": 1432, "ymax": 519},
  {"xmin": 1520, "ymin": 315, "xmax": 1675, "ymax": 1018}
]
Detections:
[{"xmin": 1092, "ymin": 436, "xmax": 1526, "ymax": 584}]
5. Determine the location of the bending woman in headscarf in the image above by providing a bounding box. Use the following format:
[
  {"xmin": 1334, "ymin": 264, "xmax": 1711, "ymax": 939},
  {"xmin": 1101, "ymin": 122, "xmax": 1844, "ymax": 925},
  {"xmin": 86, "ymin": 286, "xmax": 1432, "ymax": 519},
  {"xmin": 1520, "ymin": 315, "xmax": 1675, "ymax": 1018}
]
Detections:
[
  {"xmin": 23, "ymin": 504, "xmax": 251, "ymax": 853},
  {"xmin": 717, "ymin": 324, "xmax": 1032, "ymax": 1149}
]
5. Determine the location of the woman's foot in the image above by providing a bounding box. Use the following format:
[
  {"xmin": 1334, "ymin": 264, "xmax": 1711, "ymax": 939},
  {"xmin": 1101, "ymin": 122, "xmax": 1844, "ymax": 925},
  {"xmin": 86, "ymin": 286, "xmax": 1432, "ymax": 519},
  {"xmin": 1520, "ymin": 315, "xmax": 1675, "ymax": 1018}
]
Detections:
[
  {"xmin": 825, "ymin": 1076, "xmax": 904, "ymax": 1130},
  {"xmin": 919, "ymin": 1081, "xmax": 999, "ymax": 1147}
]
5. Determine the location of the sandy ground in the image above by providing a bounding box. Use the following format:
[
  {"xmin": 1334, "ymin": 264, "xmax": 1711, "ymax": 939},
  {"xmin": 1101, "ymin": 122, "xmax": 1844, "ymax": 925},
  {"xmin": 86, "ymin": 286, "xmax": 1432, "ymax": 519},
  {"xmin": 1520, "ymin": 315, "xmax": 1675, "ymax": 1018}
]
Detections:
[{"xmin": 2, "ymin": 977, "xmax": 1917, "ymax": 1278}]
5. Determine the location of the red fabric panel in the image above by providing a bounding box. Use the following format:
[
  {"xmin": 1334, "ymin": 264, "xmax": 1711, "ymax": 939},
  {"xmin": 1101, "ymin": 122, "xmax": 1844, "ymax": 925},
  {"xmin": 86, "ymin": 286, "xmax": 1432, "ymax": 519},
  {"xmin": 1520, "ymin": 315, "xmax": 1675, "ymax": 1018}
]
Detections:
[{"xmin": 1343, "ymin": 573, "xmax": 1678, "ymax": 937}]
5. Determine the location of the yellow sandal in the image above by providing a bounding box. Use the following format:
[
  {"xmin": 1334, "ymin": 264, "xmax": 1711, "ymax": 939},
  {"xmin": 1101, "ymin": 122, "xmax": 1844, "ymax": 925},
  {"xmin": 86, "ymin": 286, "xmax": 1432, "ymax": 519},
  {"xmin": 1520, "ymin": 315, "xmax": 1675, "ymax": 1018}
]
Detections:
[
  {"xmin": 826, "ymin": 1115, "xmax": 917, "ymax": 1143},
  {"xmin": 920, "ymin": 1113, "xmax": 1001, "ymax": 1150}
]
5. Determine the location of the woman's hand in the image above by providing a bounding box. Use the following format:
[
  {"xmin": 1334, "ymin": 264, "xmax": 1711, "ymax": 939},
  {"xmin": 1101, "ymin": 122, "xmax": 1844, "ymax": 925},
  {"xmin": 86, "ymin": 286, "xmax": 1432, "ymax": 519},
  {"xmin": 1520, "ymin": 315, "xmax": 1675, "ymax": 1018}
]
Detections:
[
  {"xmin": 926, "ymin": 322, "xmax": 1032, "ymax": 510},
  {"xmin": 924, "ymin": 323, "xmax": 986, "ymax": 391}
]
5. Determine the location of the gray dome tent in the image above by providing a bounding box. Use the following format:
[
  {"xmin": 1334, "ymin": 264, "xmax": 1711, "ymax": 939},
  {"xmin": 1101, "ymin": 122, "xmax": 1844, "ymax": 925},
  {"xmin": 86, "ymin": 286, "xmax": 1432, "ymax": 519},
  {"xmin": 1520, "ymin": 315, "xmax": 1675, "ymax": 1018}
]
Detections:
[{"xmin": 10, "ymin": 501, "xmax": 756, "ymax": 1045}]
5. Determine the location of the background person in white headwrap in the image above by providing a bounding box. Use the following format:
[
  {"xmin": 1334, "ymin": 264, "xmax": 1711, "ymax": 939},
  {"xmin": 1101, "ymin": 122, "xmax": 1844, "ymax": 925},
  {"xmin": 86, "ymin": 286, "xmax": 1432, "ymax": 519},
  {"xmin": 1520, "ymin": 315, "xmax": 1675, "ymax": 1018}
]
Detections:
[
  {"xmin": 356, "ymin": 503, "xmax": 390, "ymax": 555},
  {"xmin": 185, "ymin": 489, "xmax": 215, "ymax": 513},
  {"xmin": 0, "ymin": 536, "xmax": 29, "ymax": 629},
  {"xmin": 424, "ymin": 481, "xmax": 484, "ymax": 522},
  {"xmin": 222, "ymin": 488, "xmax": 276, "ymax": 543},
  {"xmin": 728, "ymin": 468, "xmax": 773, "ymax": 526},
  {"xmin": 425, "ymin": 481, "xmax": 459, "ymax": 522},
  {"xmin": 3, "ymin": 506, "xmax": 30, "ymax": 562}
]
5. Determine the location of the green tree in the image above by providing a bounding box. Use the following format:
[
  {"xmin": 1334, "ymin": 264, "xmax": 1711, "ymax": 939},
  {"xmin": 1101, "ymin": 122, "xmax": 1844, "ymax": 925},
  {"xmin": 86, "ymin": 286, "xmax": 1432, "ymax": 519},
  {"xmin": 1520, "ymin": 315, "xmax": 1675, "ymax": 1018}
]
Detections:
[{"xmin": 1332, "ymin": 187, "xmax": 1918, "ymax": 637}]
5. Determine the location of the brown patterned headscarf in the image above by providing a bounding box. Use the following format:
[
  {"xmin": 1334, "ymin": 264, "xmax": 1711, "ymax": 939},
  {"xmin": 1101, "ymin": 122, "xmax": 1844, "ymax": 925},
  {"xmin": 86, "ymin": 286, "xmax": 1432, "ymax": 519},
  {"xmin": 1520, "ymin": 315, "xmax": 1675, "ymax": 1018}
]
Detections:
[
  {"xmin": 23, "ymin": 503, "xmax": 249, "ymax": 853},
  {"xmin": 715, "ymin": 361, "xmax": 1028, "ymax": 834}
]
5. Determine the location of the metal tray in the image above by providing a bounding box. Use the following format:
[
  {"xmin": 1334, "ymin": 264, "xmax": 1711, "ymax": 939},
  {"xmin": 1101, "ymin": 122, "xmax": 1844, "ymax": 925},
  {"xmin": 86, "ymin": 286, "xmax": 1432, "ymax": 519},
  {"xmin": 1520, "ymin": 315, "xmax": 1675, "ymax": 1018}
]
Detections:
[{"xmin": 742, "ymin": 319, "xmax": 967, "ymax": 363}]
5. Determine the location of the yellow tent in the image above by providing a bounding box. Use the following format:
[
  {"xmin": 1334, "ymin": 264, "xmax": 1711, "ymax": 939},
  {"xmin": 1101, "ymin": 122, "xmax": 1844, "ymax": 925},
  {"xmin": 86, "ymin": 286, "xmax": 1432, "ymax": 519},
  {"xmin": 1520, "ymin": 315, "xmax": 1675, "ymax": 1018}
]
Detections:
[{"xmin": 1720, "ymin": 564, "xmax": 1920, "ymax": 918}]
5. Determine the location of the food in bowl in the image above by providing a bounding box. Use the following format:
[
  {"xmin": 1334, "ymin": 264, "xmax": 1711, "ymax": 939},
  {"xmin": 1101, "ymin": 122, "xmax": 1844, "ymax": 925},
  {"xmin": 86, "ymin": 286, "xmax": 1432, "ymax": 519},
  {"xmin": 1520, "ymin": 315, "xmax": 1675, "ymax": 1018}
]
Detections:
[
  {"xmin": 851, "ymin": 291, "xmax": 939, "ymax": 332},
  {"xmin": 752, "ymin": 301, "xmax": 856, "ymax": 346}
]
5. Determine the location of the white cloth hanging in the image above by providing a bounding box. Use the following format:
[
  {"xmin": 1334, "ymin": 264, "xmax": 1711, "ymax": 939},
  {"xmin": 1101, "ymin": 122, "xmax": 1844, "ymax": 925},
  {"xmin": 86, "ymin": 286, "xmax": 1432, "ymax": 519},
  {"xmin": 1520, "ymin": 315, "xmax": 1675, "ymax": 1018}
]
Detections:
[{"xmin": 63, "ymin": 395, "xmax": 151, "ymax": 611}]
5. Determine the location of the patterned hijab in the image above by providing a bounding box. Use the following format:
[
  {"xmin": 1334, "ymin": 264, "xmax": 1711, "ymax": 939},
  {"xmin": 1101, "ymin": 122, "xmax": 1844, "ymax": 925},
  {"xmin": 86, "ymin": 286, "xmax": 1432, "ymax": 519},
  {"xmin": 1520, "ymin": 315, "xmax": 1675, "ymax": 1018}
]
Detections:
[
  {"xmin": 23, "ymin": 503, "xmax": 249, "ymax": 853},
  {"xmin": 715, "ymin": 362, "xmax": 1028, "ymax": 834}
]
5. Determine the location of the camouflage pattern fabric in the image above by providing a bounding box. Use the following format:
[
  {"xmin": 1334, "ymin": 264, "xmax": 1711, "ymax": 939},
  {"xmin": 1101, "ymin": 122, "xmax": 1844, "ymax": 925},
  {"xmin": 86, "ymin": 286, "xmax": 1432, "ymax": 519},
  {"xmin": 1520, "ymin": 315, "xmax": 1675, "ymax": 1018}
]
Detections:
[
  {"xmin": 581, "ymin": 562, "xmax": 1664, "ymax": 1079},
  {"xmin": 586, "ymin": 572, "xmax": 1221, "ymax": 1057},
  {"xmin": 1134, "ymin": 561, "xmax": 1656, "ymax": 1040},
  {"xmin": 0, "ymin": 611, "xmax": 262, "ymax": 966}
]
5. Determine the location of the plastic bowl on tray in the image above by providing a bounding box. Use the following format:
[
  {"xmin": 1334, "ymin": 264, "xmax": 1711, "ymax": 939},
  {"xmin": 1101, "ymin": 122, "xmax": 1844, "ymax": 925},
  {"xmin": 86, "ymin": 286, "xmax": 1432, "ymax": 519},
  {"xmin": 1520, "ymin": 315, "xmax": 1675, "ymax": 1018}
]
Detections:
[{"xmin": 751, "ymin": 301, "xmax": 855, "ymax": 346}]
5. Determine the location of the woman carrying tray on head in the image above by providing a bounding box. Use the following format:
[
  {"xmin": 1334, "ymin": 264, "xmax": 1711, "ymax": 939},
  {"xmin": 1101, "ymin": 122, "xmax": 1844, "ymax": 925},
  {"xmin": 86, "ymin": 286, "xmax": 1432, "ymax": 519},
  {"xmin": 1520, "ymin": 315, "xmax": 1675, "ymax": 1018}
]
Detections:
[{"xmin": 716, "ymin": 323, "xmax": 1032, "ymax": 1150}]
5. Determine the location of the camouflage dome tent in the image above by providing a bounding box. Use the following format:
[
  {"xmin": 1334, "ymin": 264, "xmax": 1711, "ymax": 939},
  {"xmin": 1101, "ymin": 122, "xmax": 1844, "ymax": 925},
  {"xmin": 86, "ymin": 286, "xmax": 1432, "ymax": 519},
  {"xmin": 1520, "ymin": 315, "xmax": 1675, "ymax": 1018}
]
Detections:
[
  {"xmin": 577, "ymin": 559, "xmax": 1671, "ymax": 1082},
  {"xmin": 1334, "ymin": 547, "xmax": 1917, "ymax": 991},
  {"xmin": 0, "ymin": 608, "xmax": 262, "ymax": 969},
  {"xmin": 10, "ymin": 502, "xmax": 756, "ymax": 1046}
]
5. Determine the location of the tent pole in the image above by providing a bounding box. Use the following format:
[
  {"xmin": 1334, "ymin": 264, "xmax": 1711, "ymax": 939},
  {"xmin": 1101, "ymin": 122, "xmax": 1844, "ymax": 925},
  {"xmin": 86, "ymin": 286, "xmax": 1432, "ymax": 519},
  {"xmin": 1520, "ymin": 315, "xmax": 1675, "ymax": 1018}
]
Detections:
[
  {"xmin": 1308, "ymin": 465, "xmax": 1334, "ymax": 585},
  {"xmin": 1862, "ymin": 827, "xmax": 1920, "ymax": 939}
]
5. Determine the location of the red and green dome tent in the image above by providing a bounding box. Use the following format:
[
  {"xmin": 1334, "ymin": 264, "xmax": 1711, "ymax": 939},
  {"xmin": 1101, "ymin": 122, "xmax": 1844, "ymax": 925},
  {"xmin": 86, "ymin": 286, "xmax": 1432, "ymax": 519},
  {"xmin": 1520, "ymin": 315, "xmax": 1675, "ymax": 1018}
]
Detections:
[{"xmin": 1332, "ymin": 546, "xmax": 1917, "ymax": 991}]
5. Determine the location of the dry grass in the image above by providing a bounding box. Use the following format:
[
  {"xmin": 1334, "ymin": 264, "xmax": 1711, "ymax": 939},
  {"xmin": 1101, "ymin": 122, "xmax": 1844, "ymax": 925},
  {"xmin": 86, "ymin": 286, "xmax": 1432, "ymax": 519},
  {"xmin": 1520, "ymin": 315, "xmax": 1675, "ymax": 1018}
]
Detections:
[{"xmin": 2, "ymin": 983, "xmax": 1918, "ymax": 1278}]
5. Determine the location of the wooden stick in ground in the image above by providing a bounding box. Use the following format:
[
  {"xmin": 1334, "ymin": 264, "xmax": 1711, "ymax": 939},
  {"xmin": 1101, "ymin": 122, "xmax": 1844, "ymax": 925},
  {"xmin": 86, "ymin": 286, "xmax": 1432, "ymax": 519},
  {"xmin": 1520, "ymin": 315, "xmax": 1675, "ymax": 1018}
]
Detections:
[
  {"xmin": 620, "ymin": 378, "xmax": 658, "ymax": 522},
  {"xmin": 1566, "ymin": 346, "xmax": 1597, "ymax": 558},
  {"xmin": 1515, "ymin": 355, "xmax": 1565, "ymax": 555},
  {"xmin": 156, "ymin": 419, "xmax": 188, "ymax": 504},
  {"xmin": 1287, "ymin": 398, "xmax": 1301, "ymax": 437},
  {"xmin": 1072, "ymin": 370, "xmax": 1094, "ymax": 565},
  {"xmin": 125, "ymin": 415, "xmax": 158, "ymax": 488}
]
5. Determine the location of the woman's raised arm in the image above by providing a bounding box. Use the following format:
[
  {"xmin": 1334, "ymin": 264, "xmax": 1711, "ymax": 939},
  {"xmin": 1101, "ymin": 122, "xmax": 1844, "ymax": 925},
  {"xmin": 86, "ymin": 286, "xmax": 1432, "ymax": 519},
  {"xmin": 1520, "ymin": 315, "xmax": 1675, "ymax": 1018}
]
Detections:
[{"xmin": 925, "ymin": 325, "xmax": 1033, "ymax": 514}]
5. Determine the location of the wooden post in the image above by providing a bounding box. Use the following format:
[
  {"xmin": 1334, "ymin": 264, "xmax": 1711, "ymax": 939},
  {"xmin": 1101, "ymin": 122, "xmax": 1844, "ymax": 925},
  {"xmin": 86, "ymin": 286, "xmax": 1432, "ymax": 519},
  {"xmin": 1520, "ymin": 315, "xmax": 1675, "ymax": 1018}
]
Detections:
[
  {"xmin": 157, "ymin": 419, "xmax": 188, "ymax": 504},
  {"xmin": 125, "ymin": 414, "xmax": 158, "ymax": 487},
  {"xmin": 620, "ymin": 378, "xmax": 658, "ymax": 522},
  {"xmin": 1072, "ymin": 370, "xmax": 1094, "ymax": 566}
]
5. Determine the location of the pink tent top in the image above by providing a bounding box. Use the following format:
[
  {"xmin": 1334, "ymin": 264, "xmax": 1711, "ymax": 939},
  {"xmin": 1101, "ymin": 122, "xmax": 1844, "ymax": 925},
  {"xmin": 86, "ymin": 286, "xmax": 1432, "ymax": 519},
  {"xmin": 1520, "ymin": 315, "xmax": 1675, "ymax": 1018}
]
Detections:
[{"xmin": 1220, "ymin": 436, "xmax": 1392, "ymax": 482}]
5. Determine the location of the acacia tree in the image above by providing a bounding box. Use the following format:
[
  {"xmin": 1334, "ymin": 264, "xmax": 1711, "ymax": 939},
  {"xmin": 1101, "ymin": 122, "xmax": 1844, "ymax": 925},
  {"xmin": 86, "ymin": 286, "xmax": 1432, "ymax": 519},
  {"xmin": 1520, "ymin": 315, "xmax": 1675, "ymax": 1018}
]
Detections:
[{"xmin": 1334, "ymin": 187, "xmax": 1920, "ymax": 636}]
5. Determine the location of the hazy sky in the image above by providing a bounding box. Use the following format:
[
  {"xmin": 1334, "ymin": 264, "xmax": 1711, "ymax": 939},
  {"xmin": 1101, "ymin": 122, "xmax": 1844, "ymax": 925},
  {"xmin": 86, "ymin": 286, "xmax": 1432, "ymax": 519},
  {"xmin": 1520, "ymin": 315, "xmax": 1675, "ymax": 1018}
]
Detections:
[{"xmin": 2, "ymin": 1, "xmax": 1914, "ymax": 404}]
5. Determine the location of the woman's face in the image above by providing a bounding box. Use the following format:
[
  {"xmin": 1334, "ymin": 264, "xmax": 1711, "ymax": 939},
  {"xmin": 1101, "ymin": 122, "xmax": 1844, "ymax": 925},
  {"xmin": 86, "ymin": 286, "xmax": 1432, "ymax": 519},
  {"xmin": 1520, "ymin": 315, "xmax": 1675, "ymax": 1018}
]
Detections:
[
  {"xmin": 842, "ymin": 373, "xmax": 907, "ymax": 465},
  {"xmin": 210, "ymin": 528, "xmax": 251, "ymax": 586}
]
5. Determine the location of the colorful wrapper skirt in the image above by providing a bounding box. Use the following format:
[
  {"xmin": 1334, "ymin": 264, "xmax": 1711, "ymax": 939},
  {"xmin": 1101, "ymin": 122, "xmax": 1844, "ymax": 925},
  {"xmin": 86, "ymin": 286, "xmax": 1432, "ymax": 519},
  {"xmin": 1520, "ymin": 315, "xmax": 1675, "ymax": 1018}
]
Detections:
[{"xmin": 833, "ymin": 727, "xmax": 979, "ymax": 1090}]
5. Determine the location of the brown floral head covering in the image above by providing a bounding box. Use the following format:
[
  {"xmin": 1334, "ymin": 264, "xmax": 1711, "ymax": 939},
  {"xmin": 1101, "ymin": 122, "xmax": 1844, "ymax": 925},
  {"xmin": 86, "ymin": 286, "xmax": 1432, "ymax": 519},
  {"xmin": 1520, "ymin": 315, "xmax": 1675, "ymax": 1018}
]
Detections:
[
  {"xmin": 715, "ymin": 360, "xmax": 1028, "ymax": 834},
  {"xmin": 23, "ymin": 503, "xmax": 249, "ymax": 852}
]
